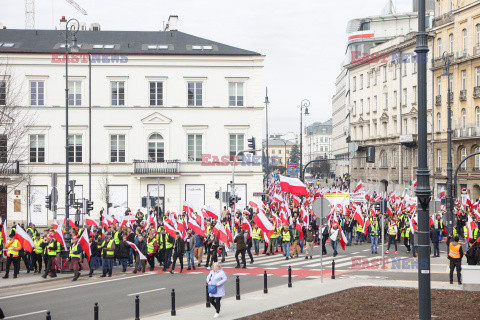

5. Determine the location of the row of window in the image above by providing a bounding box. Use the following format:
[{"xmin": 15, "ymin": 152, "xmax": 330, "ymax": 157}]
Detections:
[
  {"xmin": 352, "ymin": 86, "xmax": 417, "ymax": 116},
  {"xmin": 436, "ymin": 67, "xmax": 480, "ymax": 95},
  {"xmin": 352, "ymin": 60, "xmax": 418, "ymax": 92},
  {"xmin": 28, "ymin": 133, "xmax": 246, "ymax": 163},
  {"xmin": 436, "ymin": 147, "xmax": 480, "ymax": 171},
  {"xmin": 352, "ymin": 118, "xmax": 418, "ymax": 141},
  {"xmin": 436, "ymin": 106, "xmax": 480, "ymax": 131},
  {"xmin": 0, "ymin": 80, "xmax": 246, "ymax": 107},
  {"xmin": 355, "ymin": 148, "xmax": 418, "ymax": 169},
  {"xmin": 435, "ymin": 24, "xmax": 480, "ymax": 57}
]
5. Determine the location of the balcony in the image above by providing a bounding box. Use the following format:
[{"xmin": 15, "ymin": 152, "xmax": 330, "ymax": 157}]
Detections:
[
  {"xmin": 456, "ymin": 50, "xmax": 468, "ymax": 60},
  {"xmin": 435, "ymin": 167, "xmax": 442, "ymax": 173},
  {"xmin": 435, "ymin": 95, "xmax": 441, "ymax": 106},
  {"xmin": 432, "ymin": 12, "xmax": 453, "ymax": 28},
  {"xmin": 460, "ymin": 90, "xmax": 467, "ymax": 101},
  {"xmin": 474, "ymin": 86, "xmax": 480, "ymax": 99},
  {"xmin": 133, "ymin": 160, "xmax": 180, "ymax": 175},
  {"xmin": 0, "ymin": 161, "xmax": 20, "ymax": 176},
  {"xmin": 474, "ymin": 45, "xmax": 480, "ymax": 56},
  {"xmin": 453, "ymin": 127, "xmax": 480, "ymax": 138}
]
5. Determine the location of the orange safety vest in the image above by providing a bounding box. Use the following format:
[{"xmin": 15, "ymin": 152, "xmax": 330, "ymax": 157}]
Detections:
[{"xmin": 449, "ymin": 243, "xmax": 461, "ymax": 259}]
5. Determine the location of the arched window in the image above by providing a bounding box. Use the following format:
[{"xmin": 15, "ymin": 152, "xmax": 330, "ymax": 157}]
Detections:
[
  {"xmin": 476, "ymin": 107, "xmax": 480, "ymax": 127},
  {"xmin": 477, "ymin": 24, "xmax": 480, "ymax": 46},
  {"xmin": 462, "ymin": 28, "xmax": 467, "ymax": 52},
  {"xmin": 380, "ymin": 151, "xmax": 388, "ymax": 167},
  {"xmin": 475, "ymin": 146, "xmax": 480, "ymax": 170},
  {"xmin": 460, "ymin": 147, "xmax": 467, "ymax": 170},
  {"xmin": 148, "ymin": 133, "xmax": 164, "ymax": 162},
  {"xmin": 437, "ymin": 38, "xmax": 442, "ymax": 57},
  {"xmin": 461, "ymin": 108, "xmax": 466, "ymax": 129},
  {"xmin": 437, "ymin": 112, "xmax": 441, "ymax": 131}
]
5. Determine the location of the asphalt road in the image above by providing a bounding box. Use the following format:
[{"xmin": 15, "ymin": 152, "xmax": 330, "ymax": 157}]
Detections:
[{"xmin": 0, "ymin": 270, "xmax": 301, "ymax": 320}]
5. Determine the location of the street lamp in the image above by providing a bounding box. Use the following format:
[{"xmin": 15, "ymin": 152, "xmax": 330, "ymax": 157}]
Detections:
[
  {"xmin": 264, "ymin": 88, "xmax": 270, "ymax": 186},
  {"xmin": 442, "ymin": 51, "xmax": 454, "ymax": 237},
  {"xmin": 299, "ymin": 99, "xmax": 310, "ymax": 181},
  {"xmin": 64, "ymin": 18, "xmax": 80, "ymax": 249},
  {"xmin": 414, "ymin": 1, "xmax": 432, "ymax": 318}
]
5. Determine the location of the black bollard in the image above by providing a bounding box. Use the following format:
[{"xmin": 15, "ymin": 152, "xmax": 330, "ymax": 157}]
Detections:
[
  {"xmin": 46, "ymin": 311, "xmax": 51, "ymax": 320},
  {"xmin": 288, "ymin": 266, "xmax": 292, "ymax": 288},
  {"xmin": 171, "ymin": 289, "xmax": 176, "ymax": 316},
  {"xmin": 236, "ymin": 276, "xmax": 240, "ymax": 300},
  {"xmin": 331, "ymin": 259, "xmax": 335, "ymax": 279},
  {"xmin": 205, "ymin": 284, "xmax": 211, "ymax": 308},
  {"xmin": 135, "ymin": 295, "xmax": 140, "ymax": 320},
  {"xmin": 264, "ymin": 271, "xmax": 268, "ymax": 294},
  {"xmin": 94, "ymin": 302, "xmax": 99, "ymax": 320}
]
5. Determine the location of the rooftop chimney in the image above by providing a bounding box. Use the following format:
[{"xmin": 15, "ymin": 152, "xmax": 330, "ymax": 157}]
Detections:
[
  {"xmin": 165, "ymin": 15, "xmax": 179, "ymax": 31},
  {"xmin": 59, "ymin": 16, "xmax": 67, "ymax": 30}
]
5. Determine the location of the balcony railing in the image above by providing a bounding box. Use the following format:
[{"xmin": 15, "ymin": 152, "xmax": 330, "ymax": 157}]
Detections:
[
  {"xmin": 133, "ymin": 160, "xmax": 180, "ymax": 174},
  {"xmin": 456, "ymin": 50, "xmax": 468, "ymax": 60},
  {"xmin": 474, "ymin": 45, "xmax": 480, "ymax": 56},
  {"xmin": 460, "ymin": 90, "xmax": 467, "ymax": 101},
  {"xmin": 474, "ymin": 86, "xmax": 480, "ymax": 99},
  {"xmin": 432, "ymin": 12, "xmax": 453, "ymax": 28},
  {"xmin": 453, "ymin": 126, "xmax": 480, "ymax": 138},
  {"xmin": 435, "ymin": 95, "xmax": 441, "ymax": 106},
  {"xmin": 0, "ymin": 161, "xmax": 20, "ymax": 175},
  {"xmin": 435, "ymin": 167, "xmax": 442, "ymax": 173}
]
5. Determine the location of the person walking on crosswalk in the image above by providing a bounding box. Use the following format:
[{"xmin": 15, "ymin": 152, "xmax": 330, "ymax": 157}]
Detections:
[
  {"xmin": 369, "ymin": 219, "xmax": 379, "ymax": 254},
  {"xmin": 385, "ymin": 219, "xmax": 398, "ymax": 254},
  {"xmin": 282, "ymin": 224, "xmax": 292, "ymax": 260},
  {"xmin": 305, "ymin": 225, "xmax": 314, "ymax": 259}
]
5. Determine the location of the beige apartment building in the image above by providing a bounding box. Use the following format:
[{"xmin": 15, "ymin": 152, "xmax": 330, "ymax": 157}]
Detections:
[{"xmin": 431, "ymin": 0, "xmax": 480, "ymax": 200}]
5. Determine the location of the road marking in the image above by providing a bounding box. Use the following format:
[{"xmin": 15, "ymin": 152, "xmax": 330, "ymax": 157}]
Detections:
[
  {"xmin": 4, "ymin": 310, "xmax": 48, "ymax": 319},
  {"xmin": 0, "ymin": 274, "xmax": 153, "ymax": 301},
  {"xmin": 127, "ymin": 288, "xmax": 165, "ymax": 296}
]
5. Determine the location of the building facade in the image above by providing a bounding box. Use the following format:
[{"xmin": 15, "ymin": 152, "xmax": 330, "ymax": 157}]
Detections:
[
  {"xmin": 431, "ymin": 0, "xmax": 480, "ymax": 200},
  {"xmin": 0, "ymin": 16, "xmax": 265, "ymax": 226},
  {"xmin": 263, "ymin": 139, "xmax": 296, "ymax": 167},
  {"xmin": 332, "ymin": 68, "xmax": 349, "ymax": 176},
  {"xmin": 348, "ymin": 32, "xmax": 434, "ymax": 193},
  {"xmin": 303, "ymin": 119, "xmax": 333, "ymax": 163}
]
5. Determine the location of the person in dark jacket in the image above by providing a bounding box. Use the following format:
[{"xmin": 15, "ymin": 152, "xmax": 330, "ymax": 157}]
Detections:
[
  {"xmin": 184, "ymin": 229, "xmax": 196, "ymax": 270},
  {"xmin": 305, "ymin": 225, "xmax": 315, "ymax": 259},
  {"xmin": 246, "ymin": 232, "xmax": 254, "ymax": 264},
  {"xmin": 133, "ymin": 235, "xmax": 147, "ymax": 273},
  {"xmin": 101, "ymin": 233, "xmax": 116, "ymax": 277},
  {"xmin": 170, "ymin": 232, "xmax": 184, "ymax": 274},
  {"xmin": 321, "ymin": 224, "xmax": 329, "ymax": 255},
  {"xmin": 205, "ymin": 233, "xmax": 219, "ymax": 269},
  {"xmin": 430, "ymin": 227, "xmax": 441, "ymax": 257},
  {"xmin": 465, "ymin": 239, "xmax": 479, "ymax": 265},
  {"xmin": 234, "ymin": 228, "xmax": 247, "ymax": 269},
  {"xmin": 117, "ymin": 236, "xmax": 130, "ymax": 272},
  {"xmin": 89, "ymin": 232, "xmax": 101, "ymax": 277}
]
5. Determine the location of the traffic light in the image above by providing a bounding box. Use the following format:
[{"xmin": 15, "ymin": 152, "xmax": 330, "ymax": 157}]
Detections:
[
  {"xmin": 229, "ymin": 196, "xmax": 235, "ymax": 207},
  {"xmin": 215, "ymin": 190, "xmax": 220, "ymax": 199},
  {"xmin": 235, "ymin": 196, "xmax": 241, "ymax": 203},
  {"xmin": 87, "ymin": 200, "xmax": 94, "ymax": 213},
  {"xmin": 45, "ymin": 195, "xmax": 52, "ymax": 210},
  {"xmin": 247, "ymin": 137, "xmax": 256, "ymax": 155},
  {"xmin": 366, "ymin": 146, "xmax": 375, "ymax": 163}
]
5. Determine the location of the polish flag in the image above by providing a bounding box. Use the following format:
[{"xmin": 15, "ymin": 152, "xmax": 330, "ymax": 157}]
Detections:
[
  {"xmin": 354, "ymin": 180, "xmax": 363, "ymax": 193},
  {"xmin": 295, "ymin": 220, "xmax": 304, "ymax": 241},
  {"xmin": 126, "ymin": 241, "xmax": 147, "ymax": 261},
  {"xmin": 292, "ymin": 195, "xmax": 301, "ymax": 206},
  {"xmin": 53, "ymin": 219, "xmax": 59, "ymax": 230},
  {"xmin": 362, "ymin": 218, "xmax": 371, "ymax": 236},
  {"xmin": 273, "ymin": 193, "xmax": 284, "ymax": 203},
  {"xmin": 102, "ymin": 213, "xmax": 113, "ymax": 228},
  {"xmin": 1, "ymin": 222, "xmax": 7, "ymax": 256},
  {"xmin": 54, "ymin": 224, "xmax": 67, "ymax": 249},
  {"xmin": 164, "ymin": 221, "xmax": 177, "ymax": 239},
  {"xmin": 183, "ymin": 202, "xmax": 194, "ymax": 214},
  {"xmin": 203, "ymin": 206, "xmax": 219, "ymax": 220},
  {"xmin": 64, "ymin": 218, "xmax": 78, "ymax": 231},
  {"xmin": 176, "ymin": 219, "xmax": 186, "ymax": 239},
  {"xmin": 467, "ymin": 216, "xmax": 476, "ymax": 241},
  {"xmin": 248, "ymin": 199, "xmax": 264, "ymax": 210},
  {"xmin": 225, "ymin": 223, "xmax": 233, "ymax": 245},
  {"xmin": 212, "ymin": 220, "xmax": 229, "ymax": 245},
  {"xmin": 241, "ymin": 217, "xmax": 252, "ymax": 239},
  {"xmin": 438, "ymin": 187, "xmax": 445, "ymax": 199},
  {"xmin": 429, "ymin": 215, "xmax": 435, "ymax": 227},
  {"xmin": 78, "ymin": 229, "xmax": 91, "ymax": 261},
  {"xmin": 188, "ymin": 219, "xmax": 205, "ymax": 237},
  {"xmin": 85, "ymin": 215, "xmax": 98, "ymax": 227},
  {"xmin": 14, "ymin": 225, "xmax": 34, "ymax": 252},
  {"xmin": 339, "ymin": 229, "xmax": 347, "ymax": 250},
  {"xmin": 353, "ymin": 207, "xmax": 365, "ymax": 227},
  {"xmin": 413, "ymin": 179, "xmax": 417, "ymax": 188},
  {"xmin": 279, "ymin": 175, "xmax": 308, "ymax": 196},
  {"xmin": 271, "ymin": 213, "xmax": 281, "ymax": 227},
  {"xmin": 387, "ymin": 202, "xmax": 393, "ymax": 217},
  {"xmin": 252, "ymin": 211, "xmax": 274, "ymax": 238}
]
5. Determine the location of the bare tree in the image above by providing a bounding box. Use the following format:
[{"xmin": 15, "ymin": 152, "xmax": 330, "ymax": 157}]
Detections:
[{"xmin": 98, "ymin": 166, "xmax": 110, "ymax": 215}]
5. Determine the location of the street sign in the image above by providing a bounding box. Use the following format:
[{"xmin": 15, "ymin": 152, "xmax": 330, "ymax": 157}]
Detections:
[
  {"xmin": 429, "ymin": 200, "xmax": 441, "ymax": 213},
  {"xmin": 312, "ymin": 197, "xmax": 330, "ymax": 219},
  {"xmin": 253, "ymin": 192, "xmax": 264, "ymax": 197}
]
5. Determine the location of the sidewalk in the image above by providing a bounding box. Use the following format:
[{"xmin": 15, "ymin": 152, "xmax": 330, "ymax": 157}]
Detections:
[{"xmin": 144, "ymin": 277, "xmax": 462, "ymax": 320}]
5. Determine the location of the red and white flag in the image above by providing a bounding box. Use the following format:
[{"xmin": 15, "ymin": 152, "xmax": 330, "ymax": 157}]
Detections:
[
  {"xmin": 362, "ymin": 218, "xmax": 371, "ymax": 236},
  {"xmin": 64, "ymin": 218, "xmax": 78, "ymax": 231},
  {"xmin": 241, "ymin": 217, "xmax": 252, "ymax": 239},
  {"xmin": 183, "ymin": 202, "xmax": 194, "ymax": 214},
  {"xmin": 354, "ymin": 180, "xmax": 363, "ymax": 193},
  {"xmin": 353, "ymin": 207, "xmax": 365, "ymax": 227},
  {"xmin": 248, "ymin": 199, "xmax": 264, "ymax": 210},
  {"xmin": 413, "ymin": 179, "xmax": 417, "ymax": 188},
  {"xmin": 212, "ymin": 220, "xmax": 229, "ymax": 245},
  {"xmin": 53, "ymin": 219, "xmax": 59, "ymax": 230},
  {"xmin": 85, "ymin": 215, "xmax": 99, "ymax": 227},
  {"xmin": 1, "ymin": 222, "xmax": 7, "ymax": 256},
  {"xmin": 54, "ymin": 224, "xmax": 67, "ymax": 249},
  {"xmin": 339, "ymin": 229, "xmax": 347, "ymax": 250},
  {"xmin": 126, "ymin": 241, "xmax": 147, "ymax": 260},
  {"xmin": 164, "ymin": 221, "xmax": 177, "ymax": 239},
  {"xmin": 102, "ymin": 213, "xmax": 113, "ymax": 228},
  {"xmin": 203, "ymin": 206, "xmax": 219, "ymax": 220},
  {"xmin": 295, "ymin": 220, "xmax": 304, "ymax": 241},
  {"xmin": 188, "ymin": 219, "xmax": 205, "ymax": 237},
  {"xmin": 78, "ymin": 229, "xmax": 91, "ymax": 261},
  {"xmin": 14, "ymin": 225, "xmax": 34, "ymax": 252},
  {"xmin": 252, "ymin": 211, "xmax": 275, "ymax": 238},
  {"xmin": 279, "ymin": 175, "xmax": 308, "ymax": 196}
]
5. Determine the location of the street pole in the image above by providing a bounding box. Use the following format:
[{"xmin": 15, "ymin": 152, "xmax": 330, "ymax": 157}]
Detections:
[
  {"xmin": 415, "ymin": 1, "xmax": 432, "ymax": 318},
  {"xmin": 88, "ymin": 53, "xmax": 92, "ymax": 202},
  {"xmin": 320, "ymin": 197, "xmax": 324, "ymax": 283},
  {"xmin": 299, "ymin": 99, "xmax": 310, "ymax": 181},
  {"xmin": 64, "ymin": 19, "xmax": 79, "ymax": 250},
  {"xmin": 264, "ymin": 88, "xmax": 270, "ymax": 188},
  {"xmin": 443, "ymin": 52, "xmax": 454, "ymax": 237}
]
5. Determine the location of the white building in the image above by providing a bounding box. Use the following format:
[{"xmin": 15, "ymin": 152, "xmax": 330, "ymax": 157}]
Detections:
[
  {"xmin": 0, "ymin": 16, "xmax": 265, "ymax": 226},
  {"xmin": 331, "ymin": 68, "xmax": 349, "ymax": 176},
  {"xmin": 303, "ymin": 119, "xmax": 333, "ymax": 164}
]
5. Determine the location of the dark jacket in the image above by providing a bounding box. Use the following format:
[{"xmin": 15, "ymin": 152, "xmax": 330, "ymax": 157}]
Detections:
[
  {"xmin": 116, "ymin": 241, "xmax": 130, "ymax": 259},
  {"xmin": 466, "ymin": 242, "xmax": 479, "ymax": 265},
  {"xmin": 184, "ymin": 235, "xmax": 195, "ymax": 252},
  {"xmin": 447, "ymin": 238, "xmax": 464, "ymax": 262},
  {"xmin": 159, "ymin": 233, "xmax": 174, "ymax": 250},
  {"xmin": 195, "ymin": 234, "xmax": 204, "ymax": 247},
  {"xmin": 136, "ymin": 240, "xmax": 147, "ymax": 256},
  {"xmin": 234, "ymin": 232, "xmax": 246, "ymax": 250},
  {"xmin": 306, "ymin": 230, "xmax": 314, "ymax": 242},
  {"xmin": 430, "ymin": 229, "xmax": 441, "ymax": 243},
  {"xmin": 173, "ymin": 237, "xmax": 185, "ymax": 255},
  {"xmin": 90, "ymin": 239, "xmax": 100, "ymax": 258}
]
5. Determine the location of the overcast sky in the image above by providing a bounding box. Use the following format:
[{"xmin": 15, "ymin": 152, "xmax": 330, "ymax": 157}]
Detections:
[{"xmin": 1, "ymin": 0, "xmax": 412, "ymax": 132}]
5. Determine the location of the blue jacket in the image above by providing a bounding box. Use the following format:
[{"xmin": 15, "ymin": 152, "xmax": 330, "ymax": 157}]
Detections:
[
  {"xmin": 207, "ymin": 269, "xmax": 227, "ymax": 298},
  {"xmin": 195, "ymin": 234, "xmax": 204, "ymax": 247}
]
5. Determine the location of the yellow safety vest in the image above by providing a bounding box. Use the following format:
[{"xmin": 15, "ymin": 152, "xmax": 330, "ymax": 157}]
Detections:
[
  {"xmin": 370, "ymin": 224, "xmax": 379, "ymax": 236},
  {"xmin": 282, "ymin": 230, "xmax": 291, "ymax": 242},
  {"xmin": 6, "ymin": 239, "xmax": 20, "ymax": 257},
  {"xmin": 48, "ymin": 240, "xmax": 58, "ymax": 256},
  {"xmin": 69, "ymin": 243, "xmax": 81, "ymax": 259},
  {"xmin": 102, "ymin": 239, "xmax": 115, "ymax": 257},
  {"xmin": 114, "ymin": 231, "xmax": 120, "ymax": 245},
  {"xmin": 34, "ymin": 238, "xmax": 43, "ymax": 254},
  {"xmin": 252, "ymin": 228, "xmax": 261, "ymax": 240},
  {"xmin": 448, "ymin": 243, "xmax": 461, "ymax": 259},
  {"xmin": 356, "ymin": 223, "xmax": 363, "ymax": 232},
  {"xmin": 388, "ymin": 225, "xmax": 397, "ymax": 236},
  {"xmin": 404, "ymin": 227, "xmax": 410, "ymax": 238},
  {"xmin": 147, "ymin": 238, "xmax": 156, "ymax": 254}
]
